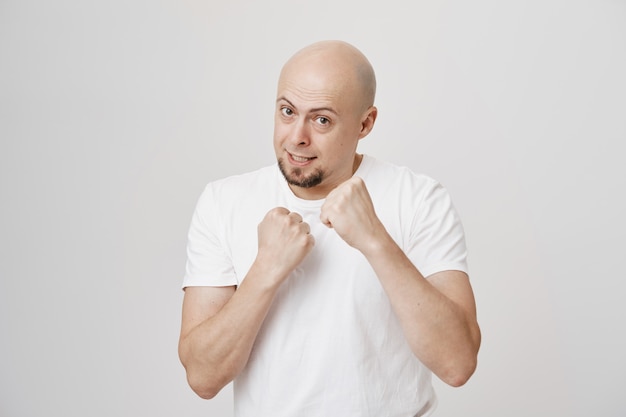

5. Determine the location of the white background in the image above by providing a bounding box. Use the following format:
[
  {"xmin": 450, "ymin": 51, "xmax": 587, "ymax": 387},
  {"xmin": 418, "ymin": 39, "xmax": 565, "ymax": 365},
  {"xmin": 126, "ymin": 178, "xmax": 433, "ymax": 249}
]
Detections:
[{"xmin": 1, "ymin": 1, "xmax": 625, "ymax": 416}]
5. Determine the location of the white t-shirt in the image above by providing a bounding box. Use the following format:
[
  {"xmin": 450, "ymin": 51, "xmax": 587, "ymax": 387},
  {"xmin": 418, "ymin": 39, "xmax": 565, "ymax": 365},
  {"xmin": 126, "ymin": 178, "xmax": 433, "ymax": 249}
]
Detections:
[{"xmin": 183, "ymin": 155, "xmax": 469, "ymax": 417}]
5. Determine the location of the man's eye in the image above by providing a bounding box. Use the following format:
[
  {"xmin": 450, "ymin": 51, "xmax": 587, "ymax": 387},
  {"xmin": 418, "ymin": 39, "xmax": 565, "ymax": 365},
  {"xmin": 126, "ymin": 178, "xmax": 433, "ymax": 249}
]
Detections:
[
  {"xmin": 281, "ymin": 107, "xmax": 293, "ymax": 116},
  {"xmin": 316, "ymin": 116, "xmax": 330, "ymax": 125}
]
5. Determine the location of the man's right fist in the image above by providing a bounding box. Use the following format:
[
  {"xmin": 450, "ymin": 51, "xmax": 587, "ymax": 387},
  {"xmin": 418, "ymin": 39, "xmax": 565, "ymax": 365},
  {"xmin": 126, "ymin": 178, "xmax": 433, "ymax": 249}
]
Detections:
[{"xmin": 255, "ymin": 207, "xmax": 315, "ymax": 284}]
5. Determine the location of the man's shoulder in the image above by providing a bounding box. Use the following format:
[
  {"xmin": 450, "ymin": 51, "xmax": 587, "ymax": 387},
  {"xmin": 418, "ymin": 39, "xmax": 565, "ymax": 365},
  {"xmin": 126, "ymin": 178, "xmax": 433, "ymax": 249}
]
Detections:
[
  {"xmin": 193, "ymin": 164, "xmax": 283, "ymax": 215},
  {"xmin": 362, "ymin": 155, "xmax": 439, "ymax": 189}
]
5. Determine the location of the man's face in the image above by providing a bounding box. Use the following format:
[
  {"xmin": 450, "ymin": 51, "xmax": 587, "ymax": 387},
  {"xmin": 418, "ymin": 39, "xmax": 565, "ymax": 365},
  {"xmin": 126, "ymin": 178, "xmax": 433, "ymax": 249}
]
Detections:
[{"xmin": 273, "ymin": 61, "xmax": 366, "ymax": 200}]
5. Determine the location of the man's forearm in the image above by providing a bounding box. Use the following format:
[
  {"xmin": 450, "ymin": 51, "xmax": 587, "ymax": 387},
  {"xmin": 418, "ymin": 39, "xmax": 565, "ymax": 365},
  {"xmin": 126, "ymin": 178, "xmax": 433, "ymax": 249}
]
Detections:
[
  {"xmin": 179, "ymin": 264, "xmax": 282, "ymax": 399},
  {"xmin": 361, "ymin": 231, "xmax": 481, "ymax": 387}
]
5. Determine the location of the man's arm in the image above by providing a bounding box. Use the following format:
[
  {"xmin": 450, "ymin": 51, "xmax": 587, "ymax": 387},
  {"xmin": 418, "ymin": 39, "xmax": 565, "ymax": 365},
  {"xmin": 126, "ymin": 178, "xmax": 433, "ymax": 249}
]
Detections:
[
  {"xmin": 359, "ymin": 240, "xmax": 480, "ymax": 387},
  {"xmin": 178, "ymin": 208, "xmax": 314, "ymax": 399},
  {"xmin": 320, "ymin": 177, "xmax": 481, "ymax": 386}
]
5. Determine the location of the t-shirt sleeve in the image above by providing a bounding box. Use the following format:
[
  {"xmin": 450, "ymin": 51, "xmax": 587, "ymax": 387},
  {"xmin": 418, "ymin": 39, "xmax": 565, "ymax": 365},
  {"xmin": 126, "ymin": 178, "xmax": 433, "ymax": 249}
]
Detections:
[
  {"xmin": 182, "ymin": 184, "xmax": 238, "ymax": 289},
  {"xmin": 407, "ymin": 179, "xmax": 469, "ymax": 278}
]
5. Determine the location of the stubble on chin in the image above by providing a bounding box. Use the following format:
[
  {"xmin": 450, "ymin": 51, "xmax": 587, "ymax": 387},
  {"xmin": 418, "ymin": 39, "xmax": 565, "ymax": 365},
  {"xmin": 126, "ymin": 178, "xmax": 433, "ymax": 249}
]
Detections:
[{"xmin": 277, "ymin": 158, "xmax": 324, "ymax": 188}]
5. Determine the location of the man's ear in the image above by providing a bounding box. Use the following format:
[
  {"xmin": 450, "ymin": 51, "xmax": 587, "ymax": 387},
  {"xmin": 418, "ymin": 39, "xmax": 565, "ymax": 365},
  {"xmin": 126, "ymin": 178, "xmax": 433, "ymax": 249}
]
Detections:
[{"xmin": 358, "ymin": 106, "xmax": 378, "ymax": 139}]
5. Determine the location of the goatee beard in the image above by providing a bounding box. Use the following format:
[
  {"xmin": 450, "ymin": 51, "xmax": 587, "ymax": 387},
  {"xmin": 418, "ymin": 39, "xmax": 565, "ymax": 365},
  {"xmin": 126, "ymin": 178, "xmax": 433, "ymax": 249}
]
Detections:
[{"xmin": 278, "ymin": 158, "xmax": 324, "ymax": 188}]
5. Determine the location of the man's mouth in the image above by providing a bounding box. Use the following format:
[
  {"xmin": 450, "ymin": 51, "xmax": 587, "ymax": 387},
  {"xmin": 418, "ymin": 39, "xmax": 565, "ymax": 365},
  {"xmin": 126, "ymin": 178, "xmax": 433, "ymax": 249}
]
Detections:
[
  {"xmin": 292, "ymin": 155, "xmax": 312, "ymax": 162},
  {"xmin": 288, "ymin": 152, "xmax": 316, "ymax": 163}
]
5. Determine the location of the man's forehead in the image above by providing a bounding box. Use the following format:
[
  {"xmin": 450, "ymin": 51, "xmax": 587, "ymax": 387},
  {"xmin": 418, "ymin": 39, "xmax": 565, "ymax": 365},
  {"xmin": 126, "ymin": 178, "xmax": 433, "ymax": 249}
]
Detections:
[
  {"xmin": 276, "ymin": 76, "xmax": 349, "ymax": 111},
  {"xmin": 277, "ymin": 68, "xmax": 354, "ymax": 108}
]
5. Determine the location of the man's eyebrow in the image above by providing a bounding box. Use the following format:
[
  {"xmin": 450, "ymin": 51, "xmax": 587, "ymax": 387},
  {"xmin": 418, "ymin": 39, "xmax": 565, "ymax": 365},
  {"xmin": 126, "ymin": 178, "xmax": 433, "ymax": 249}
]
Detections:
[{"xmin": 276, "ymin": 96, "xmax": 338, "ymax": 115}]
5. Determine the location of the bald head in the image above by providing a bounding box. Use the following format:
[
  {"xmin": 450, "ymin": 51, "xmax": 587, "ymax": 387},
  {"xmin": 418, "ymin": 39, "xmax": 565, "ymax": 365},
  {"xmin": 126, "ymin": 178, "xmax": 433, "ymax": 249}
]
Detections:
[
  {"xmin": 273, "ymin": 41, "xmax": 379, "ymax": 199},
  {"xmin": 278, "ymin": 40, "xmax": 376, "ymax": 112}
]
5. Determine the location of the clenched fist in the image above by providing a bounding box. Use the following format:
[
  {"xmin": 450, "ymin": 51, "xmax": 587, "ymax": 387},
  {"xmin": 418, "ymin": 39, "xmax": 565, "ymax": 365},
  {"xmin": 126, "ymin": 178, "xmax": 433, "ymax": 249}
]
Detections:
[
  {"xmin": 256, "ymin": 207, "xmax": 315, "ymax": 285},
  {"xmin": 320, "ymin": 177, "xmax": 387, "ymax": 254}
]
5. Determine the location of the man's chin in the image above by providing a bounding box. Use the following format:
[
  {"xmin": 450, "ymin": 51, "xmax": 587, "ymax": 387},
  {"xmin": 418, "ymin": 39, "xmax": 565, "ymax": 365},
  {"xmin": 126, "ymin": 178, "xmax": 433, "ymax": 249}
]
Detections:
[
  {"xmin": 278, "ymin": 159, "xmax": 324, "ymax": 189},
  {"xmin": 287, "ymin": 177, "xmax": 322, "ymax": 189}
]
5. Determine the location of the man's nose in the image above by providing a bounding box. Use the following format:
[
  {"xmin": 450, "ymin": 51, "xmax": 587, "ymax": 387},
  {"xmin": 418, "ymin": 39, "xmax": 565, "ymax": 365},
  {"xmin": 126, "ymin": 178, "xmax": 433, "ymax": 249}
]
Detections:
[{"xmin": 290, "ymin": 119, "xmax": 310, "ymax": 146}]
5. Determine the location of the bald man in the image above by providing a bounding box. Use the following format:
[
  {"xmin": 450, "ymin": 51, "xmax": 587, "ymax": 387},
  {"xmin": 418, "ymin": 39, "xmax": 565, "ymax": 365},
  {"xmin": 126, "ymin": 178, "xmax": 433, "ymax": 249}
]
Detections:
[{"xmin": 179, "ymin": 41, "xmax": 480, "ymax": 417}]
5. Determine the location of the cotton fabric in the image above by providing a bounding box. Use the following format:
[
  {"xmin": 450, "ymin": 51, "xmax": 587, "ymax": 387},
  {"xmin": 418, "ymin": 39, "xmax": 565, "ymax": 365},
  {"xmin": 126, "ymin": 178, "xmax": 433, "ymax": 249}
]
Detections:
[{"xmin": 183, "ymin": 155, "xmax": 468, "ymax": 417}]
